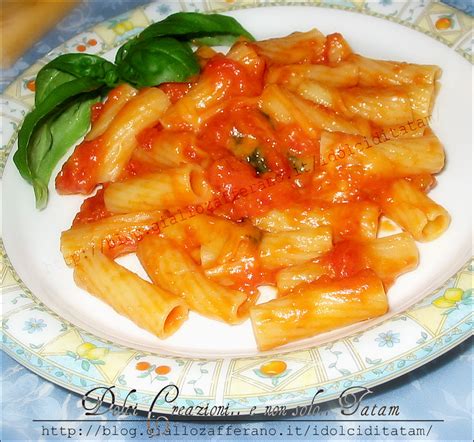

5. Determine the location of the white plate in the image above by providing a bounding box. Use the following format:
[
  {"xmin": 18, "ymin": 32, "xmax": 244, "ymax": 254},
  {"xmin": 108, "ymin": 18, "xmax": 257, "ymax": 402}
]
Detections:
[{"xmin": 2, "ymin": 3, "xmax": 472, "ymax": 414}]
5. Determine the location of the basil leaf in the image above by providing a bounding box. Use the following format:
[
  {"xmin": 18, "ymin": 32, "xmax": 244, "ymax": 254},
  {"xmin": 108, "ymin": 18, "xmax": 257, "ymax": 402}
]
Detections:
[
  {"xmin": 14, "ymin": 77, "xmax": 101, "ymax": 182},
  {"xmin": 115, "ymin": 38, "xmax": 137, "ymax": 65},
  {"xmin": 139, "ymin": 12, "xmax": 254, "ymax": 42},
  {"xmin": 27, "ymin": 115, "xmax": 55, "ymax": 175},
  {"xmin": 117, "ymin": 37, "xmax": 200, "ymax": 88},
  {"xmin": 247, "ymin": 148, "xmax": 269, "ymax": 174},
  {"xmin": 193, "ymin": 35, "xmax": 241, "ymax": 47},
  {"xmin": 35, "ymin": 54, "xmax": 117, "ymax": 106},
  {"xmin": 31, "ymin": 96, "xmax": 97, "ymax": 209},
  {"xmin": 115, "ymin": 12, "xmax": 254, "ymax": 63},
  {"xmin": 35, "ymin": 69, "xmax": 77, "ymax": 105},
  {"xmin": 43, "ymin": 54, "xmax": 119, "ymax": 87}
]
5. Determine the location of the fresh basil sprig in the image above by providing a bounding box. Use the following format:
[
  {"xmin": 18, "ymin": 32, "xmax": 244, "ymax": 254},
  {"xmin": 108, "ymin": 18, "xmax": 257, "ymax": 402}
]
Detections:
[
  {"xmin": 34, "ymin": 69, "xmax": 77, "ymax": 105},
  {"xmin": 117, "ymin": 37, "xmax": 200, "ymax": 88},
  {"xmin": 14, "ymin": 77, "xmax": 103, "ymax": 183},
  {"xmin": 30, "ymin": 96, "xmax": 98, "ymax": 208},
  {"xmin": 14, "ymin": 57, "xmax": 120, "ymax": 208},
  {"xmin": 115, "ymin": 12, "xmax": 255, "ymax": 63},
  {"xmin": 42, "ymin": 54, "xmax": 119, "ymax": 86},
  {"xmin": 14, "ymin": 12, "xmax": 254, "ymax": 209}
]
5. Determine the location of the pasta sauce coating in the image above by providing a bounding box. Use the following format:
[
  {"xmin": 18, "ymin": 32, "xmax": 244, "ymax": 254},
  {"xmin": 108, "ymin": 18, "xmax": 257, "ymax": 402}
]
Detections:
[{"xmin": 57, "ymin": 27, "xmax": 447, "ymax": 350}]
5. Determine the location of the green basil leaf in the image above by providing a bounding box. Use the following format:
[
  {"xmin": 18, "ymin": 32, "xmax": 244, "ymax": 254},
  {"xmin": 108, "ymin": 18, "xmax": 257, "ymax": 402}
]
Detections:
[
  {"xmin": 27, "ymin": 116, "xmax": 54, "ymax": 176},
  {"xmin": 115, "ymin": 12, "xmax": 254, "ymax": 63},
  {"xmin": 247, "ymin": 148, "xmax": 269, "ymax": 174},
  {"xmin": 193, "ymin": 35, "xmax": 241, "ymax": 47},
  {"xmin": 35, "ymin": 69, "xmax": 77, "ymax": 106},
  {"xmin": 115, "ymin": 38, "xmax": 137, "ymax": 65},
  {"xmin": 31, "ymin": 95, "xmax": 98, "ymax": 209},
  {"xmin": 117, "ymin": 37, "xmax": 200, "ymax": 88},
  {"xmin": 43, "ymin": 54, "xmax": 119, "ymax": 87},
  {"xmin": 14, "ymin": 77, "xmax": 101, "ymax": 182},
  {"xmin": 139, "ymin": 12, "xmax": 254, "ymax": 42}
]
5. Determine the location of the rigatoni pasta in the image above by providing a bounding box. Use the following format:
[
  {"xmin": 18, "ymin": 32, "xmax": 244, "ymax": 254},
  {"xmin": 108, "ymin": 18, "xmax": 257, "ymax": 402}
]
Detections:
[
  {"xmin": 61, "ymin": 210, "xmax": 163, "ymax": 265},
  {"xmin": 251, "ymin": 270, "xmax": 388, "ymax": 351},
  {"xmin": 104, "ymin": 164, "xmax": 212, "ymax": 213},
  {"xmin": 137, "ymin": 236, "xmax": 251, "ymax": 324},
  {"xmin": 252, "ymin": 202, "xmax": 380, "ymax": 241},
  {"xmin": 377, "ymin": 179, "xmax": 450, "ymax": 241},
  {"xmin": 85, "ymin": 84, "xmax": 138, "ymax": 141},
  {"xmin": 259, "ymin": 227, "xmax": 332, "ymax": 269},
  {"xmin": 74, "ymin": 249, "xmax": 188, "ymax": 338},
  {"xmin": 347, "ymin": 54, "xmax": 441, "ymax": 87},
  {"xmin": 276, "ymin": 233, "xmax": 419, "ymax": 292},
  {"xmin": 56, "ymin": 87, "xmax": 170, "ymax": 194},
  {"xmin": 55, "ymin": 23, "xmax": 449, "ymax": 351}
]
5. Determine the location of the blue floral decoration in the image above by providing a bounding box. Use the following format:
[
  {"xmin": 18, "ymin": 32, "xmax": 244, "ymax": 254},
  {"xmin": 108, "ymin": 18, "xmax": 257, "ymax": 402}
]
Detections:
[
  {"xmin": 375, "ymin": 330, "xmax": 400, "ymax": 348},
  {"xmin": 23, "ymin": 318, "xmax": 47, "ymax": 334}
]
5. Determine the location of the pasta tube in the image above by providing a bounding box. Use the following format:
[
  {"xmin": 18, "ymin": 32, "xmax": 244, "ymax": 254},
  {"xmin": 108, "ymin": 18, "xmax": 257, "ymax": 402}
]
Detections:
[
  {"xmin": 320, "ymin": 131, "xmax": 445, "ymax": 177},
  {"xmin": 276, "ymin": 233, "xmax": 419, "ymax": 292},
  {"xmin": 349, "ymin": 54, "xmax": 441, "ymax": 87},
  {"xmin": 85, "ymin": 84, "xmax": 138, "ymax": 141},
  {"xmin": 96, "ymin": 87, "xmax": 170, "ymax": 183},
  {"xmin": 73, "ymin": 250, "xmax": 188, "ymax": 338},
  {"xmin": 379, "ymin": 179, "xmax": 450, "ymax": 241},
  {"xmin": 252, "ymin": 29, "xmax": 326, "ymax": 65},
  {"xmin": 251, "ymin": 270, "xmax": 388, "ymax": 350},
  {"xmin": 104, "ymin": 164, "xmax": 212, "ymax": 213},
  {"xmin": 340, "ymin": 87, "xmax": 413, "ymax": 125},
  {"xmin": 260, "ymin": 85, "xmax": 362, "ymax": 136},
  {"xmin": 259, "ymin": 227, "xmax": 332, "ymax": 269},
  {"xmin": 266, "ymin": 63, "xmax": 359, "ymax": 88},
  {"xmin": 137, "ymin": 236, "xmax": 250, "ymax": 324},
  {"xmin": 132, "ymin": 131, "xmax": 206, "ymax": 169},
  {"xmin": 252, "ymin": 202, "xmax": 379, "ymax": 241},
  {"xmin": 61, "ymin": 211, "xmax": 163, "ymax": 265}
]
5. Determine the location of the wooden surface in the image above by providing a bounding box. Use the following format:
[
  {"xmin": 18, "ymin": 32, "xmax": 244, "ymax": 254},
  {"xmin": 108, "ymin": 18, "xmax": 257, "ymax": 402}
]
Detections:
[{"xmin": 1, "ymin": 0, "xmax": 78, "ymax": 67}]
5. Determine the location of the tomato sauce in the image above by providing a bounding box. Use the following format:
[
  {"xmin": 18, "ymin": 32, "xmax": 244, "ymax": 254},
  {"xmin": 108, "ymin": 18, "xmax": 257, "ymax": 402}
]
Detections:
[
  {"xmin": 198, "ymin": 104, "xmax": 275, "ymax": 154},
  {"xmin": 72, "ymin": 188, "xmax": 110, "ymax": 226},
  {"xmin": 202, "ymin": 55, "xmax": 264, "ymax": 98},
  {"xmin": 136, "ymin": 125, "xmax": 163, "ymax": 150},
  {"xmin": 118, "ymin": 157, "xmax": 159, "ymax": 181},
  {"xmin": 90, "ymin": 102, "xmax": 104, "ymax": 123},
  {"xmin": 322, "ymin": 240, "xmax": 366, "ymax": 279},
  {"xmin": 58, "ymin": 47, "xmax": 434, "ymax": 291},
  {"xmin": 277, "ymin": 123, "xmax": 320, "ymax": 157},
  {"xmin": 159, "ymin": 82, "xmax": 194, "ymax": 104},
  {"xmin": 56, "ymin": 137, "xmax": 103, "ymax": 195}
]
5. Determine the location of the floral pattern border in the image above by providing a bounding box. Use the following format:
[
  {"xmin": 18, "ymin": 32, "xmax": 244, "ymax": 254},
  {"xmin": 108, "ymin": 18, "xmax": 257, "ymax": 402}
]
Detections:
[{"xmin": 1, "ymin": 0, "xmax": 473, "ymax": 414}]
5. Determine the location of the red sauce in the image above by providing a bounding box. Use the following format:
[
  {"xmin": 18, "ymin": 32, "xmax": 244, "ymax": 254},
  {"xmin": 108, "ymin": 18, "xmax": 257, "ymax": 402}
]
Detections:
[
  {"xmin": 56, "ymin": 137, "xmax": 103, "ymax": 195},
  {"xmin": 220, "ymin": 262, "xmax": 275, "ymax": 296},
  {"xmin": 198, "ymin": 104, "xmax": 276, "ymax": 155},
  {"xmin": 159, "ymin": 82, "xmax": 194, "ymax": 104},
  {"xmin": 73, "ymin": 188, "xmax": 110, "ymax": 226},
  {"xmin": 206, "ymin": 155, "xmax": 300, "ymax": 220},
  {"xmin": 136, "ymin": 125, "xmax": 162, "ymax": 151},
  {"xmin": 277, "ymin": 123, "xmax": 320, "ymax": 157},
  {"xmin": 202, "ymin": 55, "xmax": 264, "ymax": 98},
  {"xmin": 323, "ymin": 240, "xmax": 366, "ymax": 279},
  {"xmin": 90, "ymin": 102, "xmax": 104, "ymax": 123},
  {"xmin": 119, "ymin": 156, "xmax": 159, "ymax": 181},
  {"xmin": 58, "ymin": 51, "xmax": 435, "ymax": 275}
]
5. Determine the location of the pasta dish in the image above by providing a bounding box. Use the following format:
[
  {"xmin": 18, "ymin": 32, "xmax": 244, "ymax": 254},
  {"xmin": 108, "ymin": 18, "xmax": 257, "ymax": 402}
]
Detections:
[{"xmin": 50, "ymin": 26, "xmax": 448, "ymax": 351}]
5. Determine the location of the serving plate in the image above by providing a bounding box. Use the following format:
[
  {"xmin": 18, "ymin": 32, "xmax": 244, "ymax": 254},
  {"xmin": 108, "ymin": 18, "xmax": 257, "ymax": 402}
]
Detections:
[{"xmin": 1, "ymin": 1, "xmax": 472, "ymax": 414}]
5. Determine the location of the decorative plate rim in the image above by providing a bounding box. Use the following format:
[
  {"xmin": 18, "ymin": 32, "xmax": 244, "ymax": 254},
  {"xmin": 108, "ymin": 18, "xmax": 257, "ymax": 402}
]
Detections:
[{"xmin": 1, "ymin": 1, "xmax": 473, "ymax": 415}]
